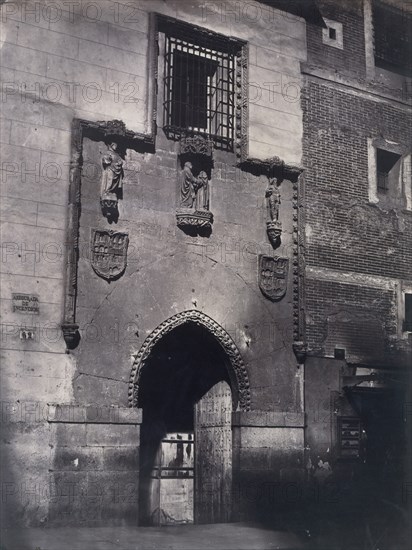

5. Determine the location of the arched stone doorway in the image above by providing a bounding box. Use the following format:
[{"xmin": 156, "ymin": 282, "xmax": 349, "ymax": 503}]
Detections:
[{"xmin": 129, "ymin": 311, "xmax": 250, "ymax": 526}]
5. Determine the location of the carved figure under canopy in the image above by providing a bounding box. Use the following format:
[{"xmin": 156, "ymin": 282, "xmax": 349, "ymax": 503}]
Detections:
[
  {"xmin": 180, "ymin": 162, "xmax": 210, "ymax": 210},
  {"xmin": 196, "ymin": 171, "xmax": 209, "ymax": 210},
  {"xmin": 265, "ymin": 177, "xmax": 281, "ymax": 222},
  {"xmin": 101, "ymin": 142, "xmax": 124, "ymax": 198}
]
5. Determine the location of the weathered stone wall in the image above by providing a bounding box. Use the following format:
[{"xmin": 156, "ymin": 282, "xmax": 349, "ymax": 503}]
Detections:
[
  {"xmin": 1, "ymin": 0, "xmax": 308, "ymax": 526},
  {"xmin": 232, "ymin": 411, "xmax": 305, "ymax": 522},
  {"xmin": 48, "ymin": 406, "xmax": 141, "ymax": 525},
  {"xmin": 75, "ymin": 135, "xmax": 299, "ymax": 410}
]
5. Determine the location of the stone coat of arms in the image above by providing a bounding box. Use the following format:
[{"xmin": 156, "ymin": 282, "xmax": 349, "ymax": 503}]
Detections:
[
  {"xmin": 91, "ymin": 229, "xmax": 129, "ymax": 281},
  {"xmin": 258, "ymin": 255, "xmax": 289, "ymax": 301}
]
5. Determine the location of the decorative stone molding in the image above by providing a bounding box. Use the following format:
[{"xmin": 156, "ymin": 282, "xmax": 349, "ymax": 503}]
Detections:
[
  {"xmin": 238, "ymin": 155, "xmax": 303, "ymax": 183},
  {"xmin": 100, "ymin": 197, "xmax": 119, "ymax": 221},
  {"xmin": 232, "ymin": 411, "xmax": 305, "ymax": 428},
  {"xmin": 48, "ymin": 405, "xmax": 142, "ymax": 424},
  {"xmin": 129, "ymin": 310, "xmax": 251, "ymax": 412},
  {"xmin": 292, "ymin": 341, "xmax": 307, "ymax": 366},
  {"xmin": 239, "ymin": 152, "xmax": 305, "ymax": 344},
  {"xmin": 293, "ymin": 175, "xmax": 306, "ymax": 345},
  {"xmin": 62, "ymin": 118, "xmax": 153, "ymax": 350},
  {"xmin": 176, "ymin": 208, "xmax": 214, "ymax": 230},
  {"xmin": 236, "ymin": 43, "xmax": 249, "ymax": 162},
  {"xmin": 61, "ymin": 323, "xmax": 80, "ymax": 350},
  {"xmin": 266, "ymin": 221, "xmax": 282, "ymax": 248},
  {"xmin": 88, "ymin": 119, "xmax": 155, "ymax": 148},
  {"xmin": 180, "ymin": 135, "xmax": 214, "ymax": 158}
]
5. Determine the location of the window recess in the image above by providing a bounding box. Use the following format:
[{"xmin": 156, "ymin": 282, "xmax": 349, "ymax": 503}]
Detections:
[{"xmin": 157, "ymin": 16, "xmax": 247, "ymax": 154}]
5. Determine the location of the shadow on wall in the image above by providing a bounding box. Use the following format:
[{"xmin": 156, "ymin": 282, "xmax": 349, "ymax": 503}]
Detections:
[{"xmin": 1, "ymin": 383, "xmax": 33, "ymax": 547}]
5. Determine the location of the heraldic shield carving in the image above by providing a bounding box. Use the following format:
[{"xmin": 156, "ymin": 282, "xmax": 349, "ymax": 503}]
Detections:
[
  {"xmin": 91, "ymin": 229, "xmax": 129, "ymax": 281},
  {"xmin": 258, "ymin": 255, "xmax": 289, "ymax": 301}
]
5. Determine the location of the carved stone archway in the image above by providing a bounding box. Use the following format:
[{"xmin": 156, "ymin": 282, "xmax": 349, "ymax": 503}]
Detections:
[{"xmin": 128, "ymin": 310, "xmax": 251, "ymax": 411}]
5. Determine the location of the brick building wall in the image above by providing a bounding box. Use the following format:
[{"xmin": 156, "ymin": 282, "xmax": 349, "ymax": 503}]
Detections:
[
  {"xmin": 302, "ymin": 1, "xmax": 411, "ymax": 516},
  {"xmin": 307, "ymin": 0, "xmax": 367, "ymax": 78},
  {"xmin": 302, "ymin": 3, "xmax": 412, "ymax": 366}
]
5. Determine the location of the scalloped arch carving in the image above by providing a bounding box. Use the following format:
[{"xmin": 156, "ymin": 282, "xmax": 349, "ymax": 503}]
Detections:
[{"xmin": 128, "ymin": 310, "xmax": 251, "ymax": 411}]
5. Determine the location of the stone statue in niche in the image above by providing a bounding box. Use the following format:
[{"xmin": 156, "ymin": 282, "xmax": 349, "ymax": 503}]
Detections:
[
  {"xmin": 180, "ymin": 162, "xmax": 209, "ymax": 210},
  {"xmin": 265, "ymin": 177, "xmax": 282, "ymax": 249},
  {"xmin": 100, "ymin": 141, "xmax": 124, "ymax": 221},
  {"xmin": 196, "ymin": 171, "xmax": 209, "ymax": 210},
  {"xmin": 176, "ymin": 162, "xmax": 213, "ymax": 234},
  {"xmin": 180, "ymin": 162, "xmax": 198, "ymax": 208},
  {"xmin": 266, "ymin": 177, "xmax": 281, "ymax": 222}
]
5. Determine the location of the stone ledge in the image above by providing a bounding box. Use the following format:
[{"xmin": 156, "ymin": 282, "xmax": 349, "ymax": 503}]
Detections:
[
  {"xmin": 48, "ymin": 405, "xmax": 142, "ymax": 425},
  {"xmin": 232, "ymin": 411, "xmax": 305, "ymax": 428}
]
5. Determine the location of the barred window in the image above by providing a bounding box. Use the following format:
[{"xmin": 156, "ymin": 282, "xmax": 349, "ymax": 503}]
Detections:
[
  {"xmin": 373, "ymin": 1, "xmax": 412, "ymax": 76},
  {"xmin": 158, "ymin": 18, "xmax": 244, "ymax": 152}
]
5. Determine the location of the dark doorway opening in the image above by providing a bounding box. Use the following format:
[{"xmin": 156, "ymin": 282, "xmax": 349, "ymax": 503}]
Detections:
[{"xmin": 138, "ymin": 322, "xmax": 233, "ymax": 526}]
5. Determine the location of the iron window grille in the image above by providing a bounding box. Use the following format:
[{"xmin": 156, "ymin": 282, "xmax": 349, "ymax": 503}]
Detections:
[{"xmin": 160, "ymin": 23, "xmax": 243, "ymax": 152}]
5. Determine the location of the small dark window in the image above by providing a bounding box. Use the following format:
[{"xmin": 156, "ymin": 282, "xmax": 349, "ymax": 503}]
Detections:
[
  {"xmin": 376, "ymin": 149, "xmax": 401, "ymax": 193},
  {"xmin": 329, "ymin": 27, "xmax": 337, "ymax": 40},
  {"xmin": 404, "ymin": 294, "xmax": 412, "ymax": 332}
]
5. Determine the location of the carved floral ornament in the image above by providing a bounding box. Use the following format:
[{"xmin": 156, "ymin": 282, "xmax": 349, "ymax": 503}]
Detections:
[{"xmin": 128, "ymin": 310, "xmax": 251, "ymax": 412}]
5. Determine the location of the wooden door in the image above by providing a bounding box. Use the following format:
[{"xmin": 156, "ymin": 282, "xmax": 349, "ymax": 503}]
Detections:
[{"xmin": 194, "ymin": 381, "xmax": 232, "ymax": 523}]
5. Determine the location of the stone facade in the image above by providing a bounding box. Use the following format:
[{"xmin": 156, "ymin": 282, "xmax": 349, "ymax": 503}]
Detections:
[
  {"xmin": 0, "ymin": 0, "xmax": 310, "ymax": 527},
  {"xmin": 0, "ymin": 0, "xmax": 410, "ymax": 532}
]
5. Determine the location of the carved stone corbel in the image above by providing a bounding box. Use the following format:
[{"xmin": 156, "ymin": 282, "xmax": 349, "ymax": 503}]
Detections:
[
  {"xmin": 293, "ymin": 341, "xmax": 307, "ymax": 366},
  {"xmin": 62, "ymin": 323, "xmax": 80, "ymax": 350}
]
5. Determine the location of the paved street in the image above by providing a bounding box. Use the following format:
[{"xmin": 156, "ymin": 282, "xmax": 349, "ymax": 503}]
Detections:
[{"xmin": 1, "ymin": 523, "xmax": 307, "ymax": 550}]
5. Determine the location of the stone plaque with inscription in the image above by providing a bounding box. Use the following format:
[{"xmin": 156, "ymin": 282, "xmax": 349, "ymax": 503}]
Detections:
[{"xmin": 12, "ymin": 294, "xmax": 39, "ymax": 314}]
